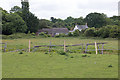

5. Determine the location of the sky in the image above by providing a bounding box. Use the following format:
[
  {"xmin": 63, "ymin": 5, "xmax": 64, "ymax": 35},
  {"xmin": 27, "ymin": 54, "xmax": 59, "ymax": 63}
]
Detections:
[{"xmin": 0, "ymin": 0, "xmax": 119, "ymax": 20}]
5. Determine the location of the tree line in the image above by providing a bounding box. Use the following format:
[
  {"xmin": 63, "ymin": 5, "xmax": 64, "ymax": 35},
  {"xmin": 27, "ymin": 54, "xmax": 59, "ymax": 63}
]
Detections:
[{"xmin": 1, "ymin": 1, "xmax": 120, "ymax": 38}]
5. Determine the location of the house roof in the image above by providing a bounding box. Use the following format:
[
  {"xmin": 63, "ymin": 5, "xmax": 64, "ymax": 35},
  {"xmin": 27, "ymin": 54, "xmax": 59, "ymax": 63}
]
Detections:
[
  {"xmin": 76, "ymin": 25, "xmax": 88, "ymax": 30},
  {"xmin": 38, "ymin": 28, "xmax": 69, "ymax": 34}
]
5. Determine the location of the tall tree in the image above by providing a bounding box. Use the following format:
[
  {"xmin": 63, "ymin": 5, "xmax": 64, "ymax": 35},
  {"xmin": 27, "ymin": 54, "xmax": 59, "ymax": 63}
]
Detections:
[
  {"xmin": 85, "ymin": 12, "xmax": 107, "ymax": 28},
  {"xmin": 21, "ymin": 0, "xmax": 40, "ymax": 33},
  {"xmin": 10, "ymin": 6, "xmax": 22, "ymax": 13}
]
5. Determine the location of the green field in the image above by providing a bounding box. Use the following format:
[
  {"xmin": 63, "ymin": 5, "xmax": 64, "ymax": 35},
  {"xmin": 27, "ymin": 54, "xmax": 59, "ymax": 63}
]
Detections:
[{"xmin": 2, "ymin": 37, "xmax": 118, "ymax": 78}]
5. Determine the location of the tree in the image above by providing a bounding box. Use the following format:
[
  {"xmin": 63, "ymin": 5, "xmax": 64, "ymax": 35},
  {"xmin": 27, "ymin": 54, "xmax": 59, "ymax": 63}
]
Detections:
[
  {"xmin": 10, "ymin": 6, "xmax": 22, "ymax": 17},
  {"xmin": 10, "ymin": 6, "xmax": 22, "ymax": 13},
  {"xmin": 2, "ymin": 13, "xmax": 27, "ymax": 35},
  {"xmin": 50, "ymin": 17, "xmax": 57, "ymax": 23},
  {"xmin": 26, "ymin": 12, "xmax": 40, "ymax": 33},
  {"xmin": 85, "ymin": 12, "xmax": 107, "ymax": 28},
  {"xmin": 21, "ymin": 1, "xmax": 40, "ymax": 33},
  {"xmin": 39, "ymin": 19, "xmax": 52, "ymax": 29},
  {"xmin": 74, "ymin": 17, "xmax": 85, "ymax": 25}
]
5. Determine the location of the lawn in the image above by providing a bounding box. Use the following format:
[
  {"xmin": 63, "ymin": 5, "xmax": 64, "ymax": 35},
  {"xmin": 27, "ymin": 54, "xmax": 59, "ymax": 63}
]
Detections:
[
  {"xmin": 2, "ymin": 37, "xmax": 118, "ymax": 78},
  {"xmin": 2, "ymin": 52, "xmax": 118, "ymax": 78}
]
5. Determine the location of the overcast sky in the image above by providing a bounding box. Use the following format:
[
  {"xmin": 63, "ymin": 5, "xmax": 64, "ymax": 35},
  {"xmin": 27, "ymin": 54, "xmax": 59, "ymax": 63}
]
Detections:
[{"xmin": 0, "ymin": 0, "xmax": 119, "ymax": 20}]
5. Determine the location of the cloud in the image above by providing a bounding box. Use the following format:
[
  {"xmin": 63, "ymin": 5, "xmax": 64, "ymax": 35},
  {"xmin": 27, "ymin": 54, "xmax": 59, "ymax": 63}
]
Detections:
[{"xmin": 0, "ymin": 0, "xmax": 119, "ymax": 19}]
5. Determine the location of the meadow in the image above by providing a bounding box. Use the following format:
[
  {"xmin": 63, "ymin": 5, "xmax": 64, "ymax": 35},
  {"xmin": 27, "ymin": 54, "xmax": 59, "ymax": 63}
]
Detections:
[{"xmin": 2, "ymin": 37, "xmax": 118, "ymax": 78}]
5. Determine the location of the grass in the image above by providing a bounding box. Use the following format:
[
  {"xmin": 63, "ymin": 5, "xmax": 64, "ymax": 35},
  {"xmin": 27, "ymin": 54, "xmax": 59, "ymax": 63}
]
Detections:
[
  {"xmin": 2, "ymin": 37, "xmax": 118, "ymax": 54},
  {"xmin": 1, "ymin": 37, "xmax": 118, "ymax": 78},
  {"xmin": 2, "ymin": 52, "xmax": 118, "ymax": 78}
]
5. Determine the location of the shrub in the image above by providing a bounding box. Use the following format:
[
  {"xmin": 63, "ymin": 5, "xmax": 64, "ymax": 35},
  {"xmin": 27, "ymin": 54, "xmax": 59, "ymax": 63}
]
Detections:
[
  {"xmin": 67, "ymin": 32, "xmax": 73, "ymax": 37},
  {"xmin": 82, "ymin": 54, "xmax": 87, "ymax": 57},
  {"xmin": 108, "ymin": 64, "xmax": 113, "ymax": 67},
  {"xmin": 47, "ymin": 34, "xmax": 51, "ymax": 37},
  {"xmin": 70, "ymin": 56, "xmax": 74, "ymax": 58},
  {"xmin": 84, "ymin": 28, "xmax": 96, "ymax": 37},
  {"xmin": 39, "ymin": 32, "xmax": 48, "ymax": 37},
  {"xmin": 59, "ymin": 33, "xmax": 66, "ymax": 37},
  {"xmin": 19, "ymin": 52, "xmax": 23, "ymax": 54},
  {"xmin": 31, "ymin": 32, "xmax": 35, "ymax": 36},
  {"xmin": 58, "ymin": 51, "xmax": 67, "ymax": 55},
  {"xmin": 44, "ymin": 52, "xmax": 48, "ymax": 54},
  {"xmin": 55, "ymin": 35, "xmax": 60, "ymax": 38},
  {"xmin": 73, "ymin": 30, "xmax": 80, "ymax": 37}
]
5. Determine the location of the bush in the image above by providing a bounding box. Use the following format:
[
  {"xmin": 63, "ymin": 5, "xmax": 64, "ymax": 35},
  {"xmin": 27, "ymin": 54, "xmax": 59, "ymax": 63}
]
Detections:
[
  {"xmin": 58, "ymin": 51, "xmax": 67, "ymax": 55},
  {"xmin": 44, "ymin": 52, "xmax": 48, "ymax": 54},
  {"xmin": 47, "ymin": 34, "xmax": 51, "ymax": 37},
  {"xmin": 31, "ymin": 32, "xmax": 35, "ymax": 36},
  {"xmin": 73, "ymin": 30, "xmax": 80, "ymax": 37},
  {"xmin": 19, "ymin": 52, "xmax": 23, "ymax": 54},
  {"xmin": 39, "ymin": 32, "xmax": 48, "ymax": 37},
  {"xmin": 82, "ymin": 54, "xmax": 87, "ymax": 57},
  {"xmin": 55, "ymin": 35, "xmax": 60, "ymax": 38},
  {"xmin": 108, "ymin": 64, "xmax": 113, "ymax": 67},
  {"xmin": 59, "ymin": 33, "xmax": 66, "ymax": 37},
  {"xmin": 84, "ymin": 28, "xmax": 96, "ymax": 37},
  {"xmin": 67, "ymin": 32, "xmax": 73, "ymax": 37}
]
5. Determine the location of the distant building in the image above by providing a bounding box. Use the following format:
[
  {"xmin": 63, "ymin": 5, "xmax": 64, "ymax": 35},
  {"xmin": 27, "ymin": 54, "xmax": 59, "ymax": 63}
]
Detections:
[
  {"xmin": 118, "ymin": 1, "xmax": 120, "ymax": 16},
  {"xmin": 70, "ymin": 23, "xmax": 88, "ymax": 32},
  {"xmin": 36, "ymin": 28, "xmax": 69, "ymax": 37}
]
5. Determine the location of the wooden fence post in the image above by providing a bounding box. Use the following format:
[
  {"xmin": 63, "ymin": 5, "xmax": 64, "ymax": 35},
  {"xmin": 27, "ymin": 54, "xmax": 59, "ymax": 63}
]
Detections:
[
  {"xmin": 4, "ymin": 43, "xmax": 7, "ymax": 52},
  {"xmin": 64, "ymin": 40, "xmax": 66, "ymax": 52},
  {"xmin": 49, "ymin": 41, "xmax": 51, "ymax": 53},
  {"xmin": 85, "ymin": 44, "xmax": 88, "ymax": 53},
  {"xmin": 101, "ymin": 44, "xmax": 104, "ymax": 54},
  {"xmin": 29, "ymin": 40, "xmax": 31, "ymax": 52},
  {"xmin": 95, "ymin": 42, "xmax": 98, "ymax": 54}
]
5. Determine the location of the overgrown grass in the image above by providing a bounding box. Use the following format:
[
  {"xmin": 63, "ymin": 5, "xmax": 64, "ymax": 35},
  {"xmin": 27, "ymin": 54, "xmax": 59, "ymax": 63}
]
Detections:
[
  {"xmin": 2, "ymin": 37, "xmax": 118, "ymax": 54},
  {"xmin": 2, "ymin": 37, "xmax": 118, "ymax": 78},
  {"xmin": 2, "ymin": 52, "xmax": 118, "ymax": 78}
]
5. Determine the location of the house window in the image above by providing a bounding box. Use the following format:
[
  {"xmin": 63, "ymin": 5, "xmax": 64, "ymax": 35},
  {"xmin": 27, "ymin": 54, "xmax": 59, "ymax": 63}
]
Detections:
[{"xmin": 56, "ymin": 33, "xmax": 60, "ymax": 35}]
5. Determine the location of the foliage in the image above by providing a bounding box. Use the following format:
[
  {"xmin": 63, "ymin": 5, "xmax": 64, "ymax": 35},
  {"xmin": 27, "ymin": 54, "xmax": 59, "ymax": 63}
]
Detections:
[
  {"xmin": 2, "ymin": 12, "xmax": 27, "ymax": 35},
  {"xmin": 58, "ymin": 51, "xmax": 67, "ymax": 55},
  {"xmin": 39, "ymin": 32, "xmax": 48, "ymax": 37},
  {"xmin": 85, "ymin": 12, "xmax": 107, "ymax": 28},
  {"xmin": 67, "ymin": 32, "xmax": 73, "ymax": 37},
  {"xmin": 10, "ymin": 6, "xmax": 22, "ymax": 13},
  {"xmin": 96, "ymin": 25, "xmax": 119, "ymax": 38},
  {"xmin": 84, "ymin": 27, "xmax": 96, "ymax": 37},
  {"xmin": 73, "ymin": 30, "xmax": 80, "ymax": 37}
]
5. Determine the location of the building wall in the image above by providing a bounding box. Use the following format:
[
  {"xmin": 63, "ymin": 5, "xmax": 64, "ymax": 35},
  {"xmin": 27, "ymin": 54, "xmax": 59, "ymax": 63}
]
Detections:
[{"xmin": 118, "ymin": 1, "xmax": 120, "ymax": 16}]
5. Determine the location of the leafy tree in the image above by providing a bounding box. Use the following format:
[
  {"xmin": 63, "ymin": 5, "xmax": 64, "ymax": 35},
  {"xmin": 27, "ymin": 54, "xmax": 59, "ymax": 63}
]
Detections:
[
  {"xmin": 2, "ymin": 13, "xmax": 27, "ymax": 35},
  {"xmin": 10, "ymin": 6, "xmax": 22, "ymax": 13},
  {"xmin": 10, "ymin": 6, "xmax": 22, "ymax": 17},
  {"xmin": 85, "ymin": 12, "xmax": 107, "ymax": 28},
  {"xmin": 21, "ymin": 1, "xmax": 40, "ymax": 33},
  {"xmin": 74, "ymin": 17, "xmax": 85, "ymax": 25},
  {"xmin": 50, "ymin": 17, "xmax": 57, "ymax": 23},
  {"xmin": 26, "ymin": 12, "xmax": 40, "ymax": 33},
  {"xmin": 39, "ymin": 19, "xmax": 52, "ymax": 29}
]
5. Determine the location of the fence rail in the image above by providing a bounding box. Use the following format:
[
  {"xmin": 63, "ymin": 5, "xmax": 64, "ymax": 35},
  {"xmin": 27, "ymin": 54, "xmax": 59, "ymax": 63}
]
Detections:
[{"xmin": 1, "ymin": 41, "xmax": 119, "ymax": 55}]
